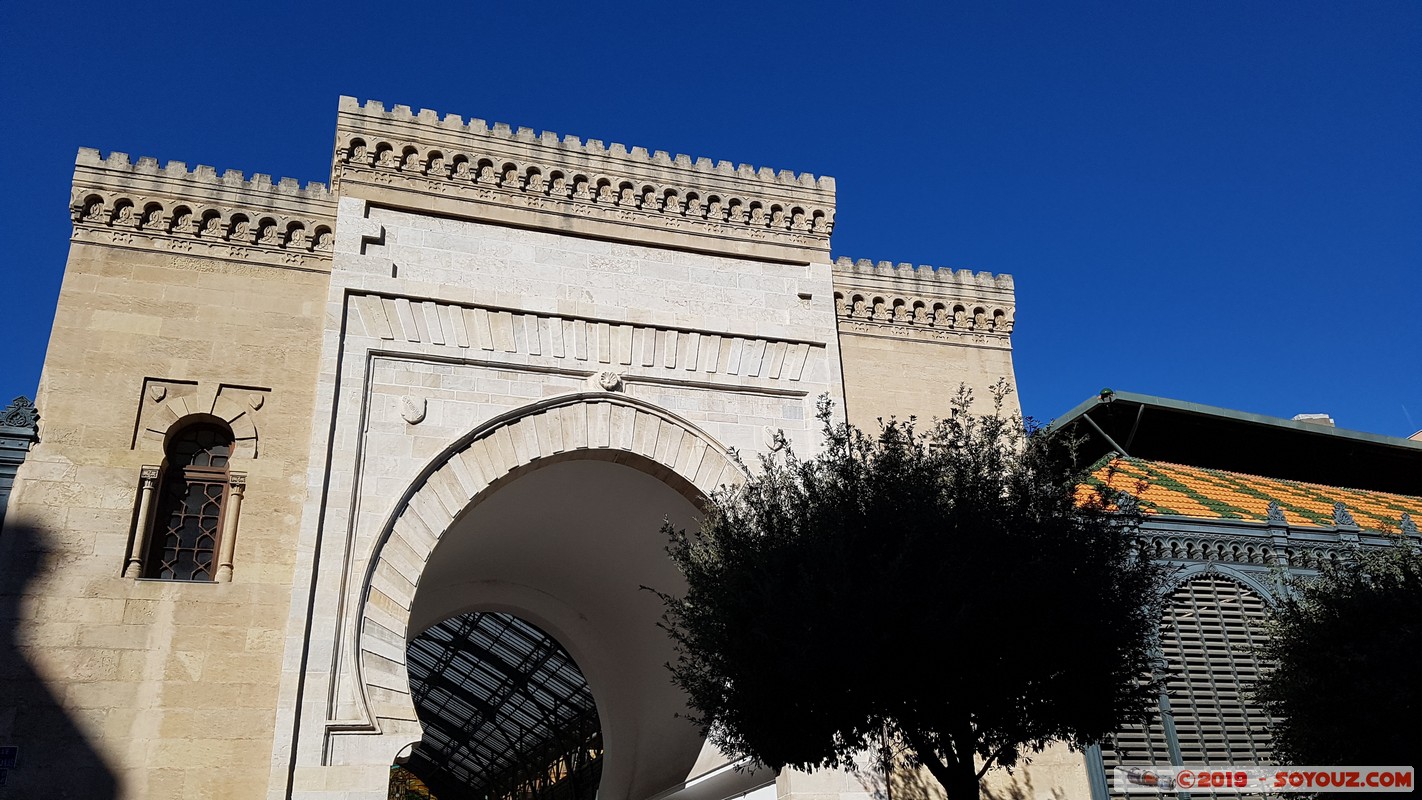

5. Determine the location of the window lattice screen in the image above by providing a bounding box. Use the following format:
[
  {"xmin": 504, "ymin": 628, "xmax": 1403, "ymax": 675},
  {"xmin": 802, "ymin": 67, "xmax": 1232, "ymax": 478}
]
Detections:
[
  {"xmin": 1102, "ymin": 575, "xmax": 1275, "ymax": 798},
  {"xmin": 145, "ymin": 423, "xmax": 233, "ymax": 581}
]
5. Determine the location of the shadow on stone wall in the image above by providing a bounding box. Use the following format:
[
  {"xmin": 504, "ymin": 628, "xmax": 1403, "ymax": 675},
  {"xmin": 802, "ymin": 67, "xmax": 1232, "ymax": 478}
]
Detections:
[
  {"xmin": 856, "ymin": 751, "xmax": 943, "ymax": 800},
  {"xmin": 0, "ymin": 522, "xmax": 118, "ymax": 798},
  {"xmin": 855, "ymin": 750, "xmax": 1072, "ymax": 800},
  {"xmin": 981, "ymin": 769, "xmax": 1071, "ymax": 800}
]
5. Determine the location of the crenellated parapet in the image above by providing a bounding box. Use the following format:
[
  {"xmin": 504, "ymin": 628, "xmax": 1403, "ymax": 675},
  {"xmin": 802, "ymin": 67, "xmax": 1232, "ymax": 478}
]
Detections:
[
  {"xmin": 830, "ymin": 257, "xmax": 1016, "ymax": 346},
  {"xmin": 332, "ymin": 96, "xmax": 836, "ymax": 264},
  {"xmin": 69, "ymin": 148, "xmax": 338, "ymax": 273}
]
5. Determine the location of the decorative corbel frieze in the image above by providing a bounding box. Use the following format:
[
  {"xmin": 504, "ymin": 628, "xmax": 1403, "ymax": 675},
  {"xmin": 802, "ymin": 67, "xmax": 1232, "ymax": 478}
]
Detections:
[
  {"xmin": 69, "ymin": 149, "xmax": 336, "ymax": 272},
  {"xmin": 831, "ymin": 258, "xmax": 1016, "ymax": 345},
  {"xmin": 331, "ymin": 97, "xmax": 836, "ymax": 263}
]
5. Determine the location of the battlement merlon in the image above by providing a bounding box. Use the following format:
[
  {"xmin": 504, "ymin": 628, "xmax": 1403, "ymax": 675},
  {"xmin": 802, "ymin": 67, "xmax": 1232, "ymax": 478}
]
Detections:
[
  {"xmin": 831, "ymin": 256, "xmax": 1014, "ymax": 297},
  {"xmin": 68, "ymin": 148, "xmax": 339, "ymax": 271},
  {"xmin": 830, "ymin": 257, "xmax": 1016, "ymax": 336},
  {"xmin": 336, "ymin": 96, "xmax": 836, "ymax": 191},
  {"xmin": 73, "ymin": 147, "xmax": 336, "ymax": 213},
  {"xmin": 333, "ymin": 96, "xmax": 836, "ymax": 265}
]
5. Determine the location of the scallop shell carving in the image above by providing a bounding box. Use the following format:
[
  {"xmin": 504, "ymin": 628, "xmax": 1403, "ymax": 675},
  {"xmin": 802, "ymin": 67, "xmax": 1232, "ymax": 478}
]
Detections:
[{"xmin": 590, "ymin": 371, "xmax": 623, "ymax": 392}]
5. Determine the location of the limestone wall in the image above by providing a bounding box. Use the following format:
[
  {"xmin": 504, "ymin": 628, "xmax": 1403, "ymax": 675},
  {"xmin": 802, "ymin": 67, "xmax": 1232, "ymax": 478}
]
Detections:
[
  {"xmin": 0, "ymin": 150, "xmax": 335, "ymax": 799},
  {"xmin": 832, "ymin": 258, "xmax": 1019, "ymax": 428},
  {"xmin": 272, "ymin": 193, "xmax": 847, "ymax": 797},
  {"xmin": 1, "ymin": 97, "xmax": 1042, "ymax": 800}
]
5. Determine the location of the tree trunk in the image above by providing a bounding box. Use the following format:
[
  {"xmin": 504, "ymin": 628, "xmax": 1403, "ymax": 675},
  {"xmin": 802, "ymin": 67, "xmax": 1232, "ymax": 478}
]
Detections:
[
  {"xmin": 902, "ymin": 729, "xmax": 982, "ymax": 800},
  {"xmin": 946, "ymin": 756, "xmax": 981, "ymax": 800}
]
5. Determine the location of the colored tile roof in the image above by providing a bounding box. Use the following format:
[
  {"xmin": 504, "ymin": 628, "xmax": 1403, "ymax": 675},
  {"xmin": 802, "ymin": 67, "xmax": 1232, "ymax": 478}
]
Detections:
[{"xmin": 1079, "ymin": 456, "xmax": 1422, "ymax": 534}]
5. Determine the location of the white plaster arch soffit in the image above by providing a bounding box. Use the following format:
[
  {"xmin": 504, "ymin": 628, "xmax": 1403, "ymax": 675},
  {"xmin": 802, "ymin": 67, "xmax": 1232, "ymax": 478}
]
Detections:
[{"xmin": 353, "ymin": 391, "xmax": 744, "ymax": 729}]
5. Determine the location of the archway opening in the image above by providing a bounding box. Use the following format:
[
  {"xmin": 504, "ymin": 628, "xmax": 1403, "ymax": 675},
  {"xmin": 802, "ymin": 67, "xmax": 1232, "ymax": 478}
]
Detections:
[
  {"xmin": 402, "ymin": 611, "xmax": 602, "ymax": 800},
  {"xmin": 406, "ymin": 455, "xmax": 710, "ymax": 800}
]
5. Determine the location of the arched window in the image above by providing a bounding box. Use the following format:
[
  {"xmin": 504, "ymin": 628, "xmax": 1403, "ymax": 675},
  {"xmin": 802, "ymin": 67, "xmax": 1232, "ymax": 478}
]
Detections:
[
  {"xmin": 143, "ymin": 422, "xmax": 234, "ymax": 581},
  {"xmin": 1097, "ymin": 574, "xmax": 1275, "ymax": 797}
]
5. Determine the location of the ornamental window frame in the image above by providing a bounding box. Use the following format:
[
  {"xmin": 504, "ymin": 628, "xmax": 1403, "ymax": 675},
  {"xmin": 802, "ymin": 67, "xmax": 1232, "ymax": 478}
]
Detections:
[
  {"xmin": 125, "ymin": 415, "xmax": 247, "ymax": 583},
  {"xmin": 1088, "ymin": 566, "xmax": 1279, "ymax": 799}
]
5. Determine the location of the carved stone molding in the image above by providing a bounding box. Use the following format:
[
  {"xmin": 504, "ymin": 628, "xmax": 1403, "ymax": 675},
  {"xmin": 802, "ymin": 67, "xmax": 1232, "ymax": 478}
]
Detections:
[
  {"xmin": 348, "ymin": 293, "xmax": 820, "ymax": 385},
  {"xmin": 332, "ymin": 97, "xmax": 835, "ymax": 264},
  {"xmin": 831, "ymin": 258, "xmax": 1016, "ymax": 345},
  {"xmin": 132, "ymin": 380, "xmax": 266, "ymax": 459},
  {"xmin": 347, "ymin": 394, "xmax": 743, "ymax": 731},
  {"xmin": 69, "ymin": 148, "xmax": 336, "ymax": 272},
  {"xmin": 589, "ymin": 371, "xmax": 623, "ymax": 392}
]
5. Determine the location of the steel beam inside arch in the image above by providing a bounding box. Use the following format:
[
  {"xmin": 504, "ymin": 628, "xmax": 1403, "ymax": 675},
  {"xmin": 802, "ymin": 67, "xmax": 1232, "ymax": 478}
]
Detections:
[{"xmin": 405, "ymin": 612, "xmax": 603, "ymax": 800}]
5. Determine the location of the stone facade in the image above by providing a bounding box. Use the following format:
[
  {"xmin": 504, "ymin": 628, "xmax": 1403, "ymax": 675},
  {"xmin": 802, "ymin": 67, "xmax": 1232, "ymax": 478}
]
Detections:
[
  {"xmin": 2, "ymin": 145, "xmax": 335, "ymax": 798},
  {"xmin": 831, "ymin": 258, "xmax": 1018, "ymax": 426},
  {"xmin": 0, "ymin": 97, "xmax": 1020, "ymax": 800}
]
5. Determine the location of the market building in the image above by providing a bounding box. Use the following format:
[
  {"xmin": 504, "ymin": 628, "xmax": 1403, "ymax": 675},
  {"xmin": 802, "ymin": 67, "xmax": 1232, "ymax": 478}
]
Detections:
[
  {"xmin": 0, "ymin": 97, "xmax": 1018, "ymax": 800},
  {"xmin": 4, "ymin": 95, "xmax": 1416, "ymax": 800}
]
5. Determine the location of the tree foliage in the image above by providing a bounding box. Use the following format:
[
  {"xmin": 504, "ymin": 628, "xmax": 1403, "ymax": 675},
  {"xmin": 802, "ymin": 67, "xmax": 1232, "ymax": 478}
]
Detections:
[
  {"xmin": 655, "ymin": 387, "xmax": 1170, "ymax": 800},
  {"xmin": 1255, "ymin": 544, "xmax": 1422, "ymax": 775}
]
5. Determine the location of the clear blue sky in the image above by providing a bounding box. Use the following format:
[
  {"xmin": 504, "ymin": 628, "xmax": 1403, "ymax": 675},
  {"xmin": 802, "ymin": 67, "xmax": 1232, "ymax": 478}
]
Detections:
[{"xmin": 3, "ymin": 2, "xmax": 1418, "ymax": 436}]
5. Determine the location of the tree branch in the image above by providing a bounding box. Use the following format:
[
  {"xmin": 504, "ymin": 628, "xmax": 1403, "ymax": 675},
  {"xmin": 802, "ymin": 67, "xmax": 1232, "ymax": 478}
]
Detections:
[
  {"xmin": 901, "ymin": 727, "xmax": 957, "ymax": 791},
  {"xmin": 975, "ymin": 744, "xmax": 1010, "ymax": 780}
]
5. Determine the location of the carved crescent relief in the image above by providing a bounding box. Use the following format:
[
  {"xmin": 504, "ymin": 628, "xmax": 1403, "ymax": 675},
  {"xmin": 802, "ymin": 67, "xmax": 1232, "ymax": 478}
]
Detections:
[{"xmin": 763, "ymin": 425, "xmax": 787, "ymax": 452}]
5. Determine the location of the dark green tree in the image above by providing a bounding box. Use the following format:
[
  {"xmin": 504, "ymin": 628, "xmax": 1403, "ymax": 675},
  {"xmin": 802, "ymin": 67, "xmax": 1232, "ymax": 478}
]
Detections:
[
  {"xmin": 655, "ymin": 386, "xmax": 1170, "ymax": 800},
  {"xmin": 1255, "ymin": 544, "xmax": 1422, "ymax": 782}
]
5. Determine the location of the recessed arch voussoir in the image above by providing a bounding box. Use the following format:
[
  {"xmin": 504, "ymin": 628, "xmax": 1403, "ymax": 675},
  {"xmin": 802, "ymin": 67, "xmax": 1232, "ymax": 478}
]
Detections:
[{"xmin": 353, "ymin": 392, "xmax": 741, "ymax": 727}]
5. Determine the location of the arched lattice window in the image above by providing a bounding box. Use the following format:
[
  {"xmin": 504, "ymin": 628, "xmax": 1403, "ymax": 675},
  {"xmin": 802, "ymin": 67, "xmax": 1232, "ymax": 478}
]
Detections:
[
  {"xmin": 143, "ymin": 422, "xmax": 234, "ymax": 581},
  {"xmin": 1098, "ymin": 574, "xmax": 1275, "ymax": 798}
]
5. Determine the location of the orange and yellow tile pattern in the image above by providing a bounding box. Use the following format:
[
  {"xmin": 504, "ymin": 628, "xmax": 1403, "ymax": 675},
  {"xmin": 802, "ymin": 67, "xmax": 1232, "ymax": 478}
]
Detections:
[{"xmin": 1079, "ymin": 457, "xmax": 1422, "ymax": 534}]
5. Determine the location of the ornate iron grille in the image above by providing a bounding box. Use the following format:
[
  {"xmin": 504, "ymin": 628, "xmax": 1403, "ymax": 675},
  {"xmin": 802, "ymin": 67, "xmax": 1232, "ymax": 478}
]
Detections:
[
  {"xmin": 1102, "ymin": 575, "xmax": 1274, "ymax": 798},
  {"xmin": 144, "ymin": 423, "xmax": 232, "ymax": 581}
]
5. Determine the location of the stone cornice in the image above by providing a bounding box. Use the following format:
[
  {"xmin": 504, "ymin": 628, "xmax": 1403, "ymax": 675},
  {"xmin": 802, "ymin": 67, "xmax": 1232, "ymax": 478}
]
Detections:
[
  {"xmin": 332, "ymin": 97, "xmax": 835, "ymax": 265},
  {"xmin": 830, "ymin": 257, "xmax": 1016, "ymax": 345},
  {"xmin": 69, "ymin": 148, "xmax": 337, "ymax": 272},
  {"xmin": 347, "ymin": 292, "xmax": 821, "ymax": 388}
]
